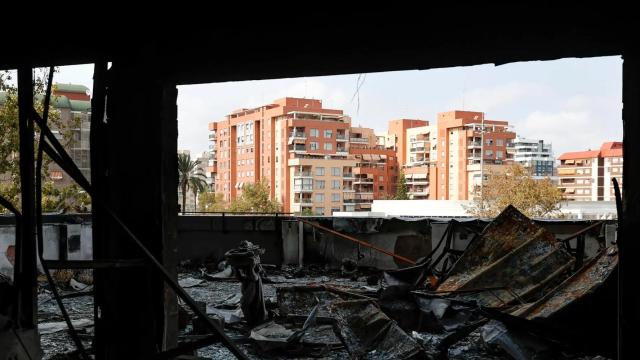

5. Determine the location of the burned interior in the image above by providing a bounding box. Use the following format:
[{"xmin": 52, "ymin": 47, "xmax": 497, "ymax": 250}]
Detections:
[{"xmin": 0, "ymin": 7, "xmax": 637, "ymax": 360}]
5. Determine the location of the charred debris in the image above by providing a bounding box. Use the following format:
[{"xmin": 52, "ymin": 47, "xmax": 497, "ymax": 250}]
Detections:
[{"xmin": 167, "ymin": 205, "xmax": 618, "ymax": 360}]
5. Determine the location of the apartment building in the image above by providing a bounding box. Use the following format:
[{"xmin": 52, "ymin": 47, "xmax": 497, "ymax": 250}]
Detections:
[
  {"xmin": 208, "ymin": 97, "xmax": 400, "ymax": 215},
  {"xmin": 1, "ymin": 83, "xmax": 92, "ymax": 187},
  {"xmin": 431, "ymin": 111, "xmax": 515, "ymax": 200},
  {"xmin": 402, "ymin": 124, "xmax": 437, "ymax": 199},
  {"xmin": 386, "ymin": 119, "xmax": 429, "ymax": 168},
  {"xmin": 510, "ymin": 137, "xmax": 555, "ymax": 178},
  {"xmin": 558, "ymin": 142, "xmax": 623, "ymax": 201}
]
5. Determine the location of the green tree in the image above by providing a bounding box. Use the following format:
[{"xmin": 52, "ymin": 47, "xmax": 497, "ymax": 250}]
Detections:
[
  {"xmin": 229, "ymin": 180, "xmax": 281, "ymax": 213},
  {"xmin": 198, "ymin": 192, "xmax": 226, "ymax": 212},
  {"xmin": 465, "ymin": 164, "xmax": 565, "ymax": 218},
  {"xmin": 1, "ymin": 69, "xmax": 83, "ymax": 214},
  {"xmin": 177, "ymin": 152, "xmax": 207, "ymax": 214},
  {"xmin": 299, "ymin": 208, "xmax": 314, "ymax": 216},
  {"xmin": 394, "ymin": 171, "xmax": 409, "ymax": 200}
]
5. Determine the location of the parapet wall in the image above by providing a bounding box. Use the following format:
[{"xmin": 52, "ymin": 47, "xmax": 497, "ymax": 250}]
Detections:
[{"xmin": 0, "ymin": 214, "xmax": 617, "ymax": 278}]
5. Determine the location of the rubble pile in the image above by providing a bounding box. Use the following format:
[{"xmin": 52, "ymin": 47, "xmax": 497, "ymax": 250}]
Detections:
[{"xmin": 36, "ymin": 205, "xmax": 618, "ymax": 359}]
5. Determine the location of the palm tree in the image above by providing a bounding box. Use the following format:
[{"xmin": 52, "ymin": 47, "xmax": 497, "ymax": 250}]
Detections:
[
  {"xmin": 191, "ymin": 175, "xmax": 208, "ymax": 211},
  {"xmin": 178, "ymin": 153, "xmax": 207, "ymax": 214}
]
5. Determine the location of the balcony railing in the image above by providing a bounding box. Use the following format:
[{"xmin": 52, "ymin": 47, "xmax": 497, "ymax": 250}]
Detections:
[
  {"xmin": 353, "ymin": 178, "xmax": 374, "ymax": 183},
  {"xmin": 350, "ymin": 137, "xmax": 369, "ymax": 143},
  {"xmin": 293, "ymin": 185, "xmax": 313, "ymax": 192},
  {"xmin": 336, "ymin": 134, "xmax": 347, "ymax": 140},
  {"xmin": 289, "ymin": 132, "xmax": 306, "ymax": 139},
  {"xmin": 289, "ymin": 145, "xmax": 306, "ymax": 152},
  {"xmin": 343, "ymin": 173, "xmax": 354, "ymax": 178},
  {"xmin": 293, "ymin": 198, "xmax": 313, "ymax": 204},
  {"xmin": 293, "ymin": 171, "xmax": 312, "ymax": 177}
]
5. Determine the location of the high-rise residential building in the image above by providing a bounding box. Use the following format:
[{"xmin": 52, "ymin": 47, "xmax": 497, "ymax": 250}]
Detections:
[
  {"xmin": 208, "ymin": 97, "xmax": 398, "ymax": 215},
  {"xmin": 510, "ymin": 137, "xmax": 555, "ymax": 178},
  {"xmin": 431, "ymin": 111, "xmax": 516, "ymax": 200},
  {"xmin": 386, "ymin": 119, "xmax": 429, "ymax": 168},
  {"xmin": 0, "ymin": 83, "xmax": 92, "ymax": 186},
  {"xmin": 558, "ymin": 142, "xmax": 623, "ymax": 201},
  {"xmin": 206, "ymin": 122, "xmax": 218, "ymax": 192},
  {"xmin": 402, "ymin": 124, "xmax": 436, "ymax": 199}
]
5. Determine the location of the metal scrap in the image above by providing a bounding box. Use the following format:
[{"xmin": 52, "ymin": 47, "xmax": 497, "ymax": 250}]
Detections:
[
  {"xmin": 437, "ymin": 205, "xmax": 574, "ymax": 307},
  {"xmin": 330, "ymin": 299, "xmax": 423, "ymax": 359}
]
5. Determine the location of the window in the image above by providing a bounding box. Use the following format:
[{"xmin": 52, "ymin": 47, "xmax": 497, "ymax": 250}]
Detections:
[
  {"xmin": 315, "ymin": 180, "xmax": 325, "ymax": 189},
  {"xmin": 485, "ymin": 150, "xmax": 494, "ymax": 157},
  {"xmin": 310, "ymin": 142, "xmax": 319, "ymax": 150},
  {"xmin": 332, "ymin": 167, "xmax": 341, "ymax": 176},
  {"xmin": 332, "ymin": 193, "xmax": 340, "ymax": 202},
  {"xmin": 50, "ymin": 171, "xmax": 63, "ymax": 180},
  {"xmin": 496, "ymin": 139, "xmax": 504, "ymax": 146},
  {"xmin": 332, "ymin": 180, "xmax": 340, "ymax": 189},
  {"xmin": 310, "ymin": 129, "xmax": 319, "ymax": 137},
  {"xmin": 486, "ymin": 139, "xmax": 494, "ymax": 145},
  {"xmin": 315, "ymin": 194, "xmax": 325, "ymax": 202},
  {"xmin": 496, "ymin": 150, "xmax": 503, "ymax": 158},
  {"xmin": 378, "ymin": 176, "xmax": 384, "ymax": 182},
  {"xmin": 324, "ymin": 143, "xmax": 333, "ymax": 150},
  {"xmin": 324, "ymin": 130, "xmax": 333, "ymax": 138},
  {"xmin": 315, "ymin": 167, "xmax": 325, "ymax": 176},
  {"xmin": 314, "ymin": 207, "xmax": 325, "ymax": 215}
]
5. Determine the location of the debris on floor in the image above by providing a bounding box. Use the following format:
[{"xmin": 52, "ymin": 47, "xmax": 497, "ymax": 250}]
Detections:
[
  {"xmin": 225, "ymin": 241, "xmax": 268, "ymax": 326},
  {"xmin": 37, "ymin": 206, "xmax": 619, "ymax": 359}
]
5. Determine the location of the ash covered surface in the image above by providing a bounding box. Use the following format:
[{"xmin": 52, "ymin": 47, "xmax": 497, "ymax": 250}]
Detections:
[
  {"xmin": 38, "ymin": 285, "xmax": 94, "ymax": 359},
  {"xmin": 36, "ymin": 207, "xmax": 617, "ymax": 360}
]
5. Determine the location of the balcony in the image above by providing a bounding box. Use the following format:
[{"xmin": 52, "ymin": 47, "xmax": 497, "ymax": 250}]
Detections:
[
  {"xmin": 288, "ymin": 144, "xmax": 307, "ymax": 153},
  {"xmin": 343, "ymin": 173, "xmax": 355, "ymax": 179},
  {"xmin": 467, "ymin": 141, "xmax": 482, "ymax": 149},
  {"xmin": 293, "ymin": 198, "xmax": 313, "ymax": 206},
  {"xmin": 293, "ymin": 171, "xmax": 312, "ymax": 177},
  {"xmin": 343, "ymin": 187, "xmax": 355, "ymax": 192},
  {"xmin": 406, "ymin": 180, "xmax": 429, "ymax": 186},
  {"xmin": 208, "ymin": 133, "xmax": 216, "ymax": 140},
  {"xmin": 349, "ymin": 137, "xmax": 369, "ymax": 144},
  {"xmin": 353, "ymin": 178, "xmax": 374, "ymax": 184},
  {"xmin": 336, "ymin": 133, "xmax": 347, "ymax": 141},
  {"xmin": 289, "ymin": 131, "xmax": 306, "ymax": 140},
  {"xmin": 293, "ymin": 185, "xmax": 313, "ymax": 193}
]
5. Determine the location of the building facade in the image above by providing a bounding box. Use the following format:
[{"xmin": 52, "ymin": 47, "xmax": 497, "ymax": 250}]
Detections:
[
  {"xmin": 430, "ymin": 111, "xmax": 515, "ymax": 200},
  {"xmin": 208, "ymin": 97, "xmax": 398, "ymax": 215},
  {"xmin": 1, "ymin": 83, "xmax": 92, "ymax": 187},
  {"xmin": 557, "ymin": 142, "xmax": 623, "ymax": 201},
  {"xmin": 510, "ymin": 137, "xmax": 555, "ymax": 178}
]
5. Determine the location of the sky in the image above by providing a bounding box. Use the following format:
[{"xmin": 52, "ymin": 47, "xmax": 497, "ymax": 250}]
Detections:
[{"xmin": 51, "ymin": 56, "xmax": 623, "ymax": 157}]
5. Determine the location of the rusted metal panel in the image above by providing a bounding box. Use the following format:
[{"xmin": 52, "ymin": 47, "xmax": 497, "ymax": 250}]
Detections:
[
  {"xmin": 437, "ymin": 206, "xmax": 574, "ymax": 307},
  {"xmin": 516, "ymin": 246, "xmax": 618, "ymax": 320}
]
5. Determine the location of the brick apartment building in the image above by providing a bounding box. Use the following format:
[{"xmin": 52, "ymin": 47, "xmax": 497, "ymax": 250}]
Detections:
[
  {"xmin": 386, "ymin": 111, "xmax": 516, "ymax": 201},
  {"xmin": 208, "ymin": 97, "xmax": 398, "ymax": 215},
  {"xmin": 558, "ymin": 142, "xmax": 623, "ymax": 201}
]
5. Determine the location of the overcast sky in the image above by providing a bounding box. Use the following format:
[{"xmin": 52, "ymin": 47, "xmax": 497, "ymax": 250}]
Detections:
[{"xmin": 54, "ymin": 56, "xmax": 622, "ymax": 157}]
